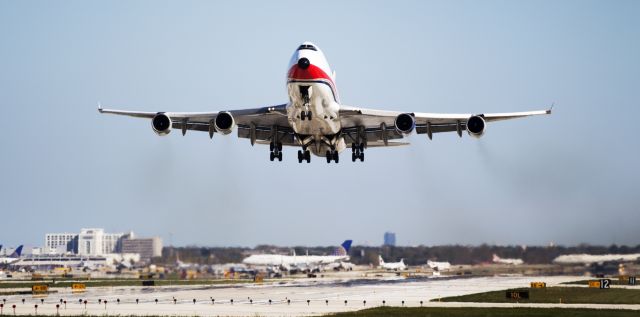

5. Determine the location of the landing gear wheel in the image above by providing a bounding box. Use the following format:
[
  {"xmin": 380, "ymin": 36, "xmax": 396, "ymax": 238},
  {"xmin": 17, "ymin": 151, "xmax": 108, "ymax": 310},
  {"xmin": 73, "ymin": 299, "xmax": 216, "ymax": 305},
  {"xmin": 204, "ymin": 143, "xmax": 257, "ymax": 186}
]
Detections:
[
  {"xmin": 307, "ymin": 111, "xmax": 312, "ymax": 120},
  {"xmin": 298, "ymin": 150, "xmax": 303, "ymax": 163},
  {"xmin": 359, "ymin": 143, "xmax": 365, "ymax": 152},
  {"xmin": 270, "ymin": 142, "xmax": 275, "ymax": 151},
  {"xmin": 278, "ymin": 151, "xmax": 283, "ymax": 161},
  {"xmin": 305, "ymin": 150, "xmax": 311, "ymax": 163},
  {"xmin": 270, "ymin": 152, "xmax": 275, "ymax": 161},
  {"xmin": 301, "ymin": 111, "xmax": 306, "ymax": 121},
  {"xmin": 359, "ymin": 152, "xmax": 364, "ymax": 162},
  {"xmin": 333, "ymin": 151, "xmax": 339, "ymax": 163},
  {"xmin": 277, "ymin": 143, "xmax": 283, "ymax": 151},
  {"xmin": 352, "ymin": 152, "xmax": 356, "ymax": 162},
  {"xmin": 326, "ymin": 151, "xmax": 332, "ymax": 164}
]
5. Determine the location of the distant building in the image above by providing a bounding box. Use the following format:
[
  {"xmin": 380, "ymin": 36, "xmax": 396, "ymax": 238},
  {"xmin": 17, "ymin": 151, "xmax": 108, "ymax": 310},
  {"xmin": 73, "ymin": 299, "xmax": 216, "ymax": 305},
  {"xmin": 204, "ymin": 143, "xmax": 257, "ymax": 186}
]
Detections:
[
  {"xmin": 78, "ymin": 228, "xmax": 127, "ymax": 256},
  {"xmin": 122, "ymin": 236, "xmax": 162, "ymax": 261},
  {"xmin": 45, "ymin": 233, "xmax": 78, "ymax": 254},
  {"xmin": 383, "ymin": 232, "xmax": 396, "ymax": 246}
]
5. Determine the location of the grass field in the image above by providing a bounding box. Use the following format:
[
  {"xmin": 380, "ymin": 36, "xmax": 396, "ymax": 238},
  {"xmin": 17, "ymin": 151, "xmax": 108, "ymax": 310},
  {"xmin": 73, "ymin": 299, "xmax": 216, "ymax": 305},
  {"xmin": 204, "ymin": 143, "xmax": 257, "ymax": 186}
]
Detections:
[
  {"xmin": 435, "ymin": 287, "xmax": 640, "ymax": 304},
  {"xmin": 328, "ymin": 307, "xmax": 640, "ymax": 317}
]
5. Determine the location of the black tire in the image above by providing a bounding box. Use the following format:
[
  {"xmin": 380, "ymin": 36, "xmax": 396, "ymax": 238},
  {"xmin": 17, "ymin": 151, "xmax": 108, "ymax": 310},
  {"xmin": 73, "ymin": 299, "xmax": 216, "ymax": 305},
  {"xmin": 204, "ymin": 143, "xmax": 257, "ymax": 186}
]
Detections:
[
  {"xmin": 359, "ymin": 152, "xmax": 364, "ymax": 162},
  {"xmin": 333, "ymin": 151, "xmax": 339, "ymax": 163},
  {"xmin": 270, "ymin": 152, "xmax": 275, "ymax": 161},
  {"xmin": 359, "ymin": 143, "xmax": 365, "ymax": 152},
  {"xmin": 301, "ymin": 111, "xmax": 306, "ymax": 121},
  {"xmin": 352, "ymin": 152, "xmax": 356, "ymax": 162},
  {"xmin": 305, "ymin": 150, "xmax": 311, "ymax": 163},
  {"xmin": 277, "ymin": 143, "xmax": 283, "ymax": 151},
  {"xmin": 326, "ymin": 151, "xmax": 331, "ymax": 163},
  {"xmin": 307, "ymin": 111, "xmax": 312, "ymax": 120},
  {"xmin": 298, "ymin": 150, "xmax": 303, "ymax": 163},
  {"xmin": 278, "ymin": 152, "xmax": 283, "ymax": 161}
]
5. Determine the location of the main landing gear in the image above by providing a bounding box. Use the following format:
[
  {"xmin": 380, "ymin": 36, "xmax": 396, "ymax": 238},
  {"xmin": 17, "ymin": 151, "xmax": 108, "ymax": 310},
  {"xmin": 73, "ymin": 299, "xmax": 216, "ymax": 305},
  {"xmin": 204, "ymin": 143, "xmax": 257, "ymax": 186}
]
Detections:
[
  {"xmin": 297, "ymin": 149, "xmax": 311, "ymax": 163},
  {"xmin": 351, "ymin": 143, "xmax": 365, "ymax": 162},
  {"xmin": 270, "ymin": 141, "xmax": 283, "ymax": 161},
  {"xmin": 326, "ymin": 150, "xmax": 339, "ymax": 164}
]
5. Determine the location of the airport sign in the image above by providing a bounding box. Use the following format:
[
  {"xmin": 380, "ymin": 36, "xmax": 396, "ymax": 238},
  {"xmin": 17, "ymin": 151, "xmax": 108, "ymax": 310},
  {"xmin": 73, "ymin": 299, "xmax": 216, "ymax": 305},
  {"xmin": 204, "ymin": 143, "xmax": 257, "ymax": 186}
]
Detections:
[
  {"xmin": 506, "ymin": 290, "xmax": 529, "ymax": 300},
  {"xmin": 31, "ymin": 284, "xmax": 48, "ymax": 294}
]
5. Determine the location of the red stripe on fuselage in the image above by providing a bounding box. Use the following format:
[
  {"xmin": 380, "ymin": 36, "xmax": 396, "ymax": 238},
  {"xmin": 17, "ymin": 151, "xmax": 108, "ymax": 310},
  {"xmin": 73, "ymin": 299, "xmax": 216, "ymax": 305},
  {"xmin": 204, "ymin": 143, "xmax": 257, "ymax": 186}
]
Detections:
[
  {"xmin": 287, "ymin": 64, "xmax": 339, "ymax": 102},
  {"xmin": 288, "ymin": 64, "xmax": 334, "ymax": 86}
]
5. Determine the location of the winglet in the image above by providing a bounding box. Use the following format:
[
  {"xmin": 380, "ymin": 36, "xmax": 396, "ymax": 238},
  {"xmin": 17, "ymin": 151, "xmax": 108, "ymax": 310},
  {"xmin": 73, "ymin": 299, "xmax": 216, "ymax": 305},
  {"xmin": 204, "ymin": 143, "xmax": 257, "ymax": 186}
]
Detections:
[
  {"xmin": 546, "ymin": 103, "xmax": 554, "ymax": 114},
  {"xmin": 98, "ymin": 102, "xmax": 103, "ymax": 113}
]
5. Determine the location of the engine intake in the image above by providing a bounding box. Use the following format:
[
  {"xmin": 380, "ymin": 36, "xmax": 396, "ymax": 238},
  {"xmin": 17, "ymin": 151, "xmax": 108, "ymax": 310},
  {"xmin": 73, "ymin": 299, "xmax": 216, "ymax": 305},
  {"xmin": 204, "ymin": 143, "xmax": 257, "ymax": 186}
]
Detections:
[
  {"xmin": 151, "ymin": 113, "xmax": 172, "ymax": 135},
  {"xmin": 394, "ymin": 113, "xmax": 415, "ymax": 134},
  {"xmin": 466, "ymin": 115, "xmax": 486, "ymax": 137},
  {"xmin": 214, "ymin": 111, "xmax": 235, "ymax": 135}
]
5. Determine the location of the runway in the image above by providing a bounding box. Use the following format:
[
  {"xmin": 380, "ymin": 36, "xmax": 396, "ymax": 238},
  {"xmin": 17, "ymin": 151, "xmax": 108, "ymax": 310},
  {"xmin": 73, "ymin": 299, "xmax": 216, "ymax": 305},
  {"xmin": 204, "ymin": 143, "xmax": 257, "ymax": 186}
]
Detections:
[{"xmin": 2, "ymin": 275, "xmax": 638, "ymax": 316}]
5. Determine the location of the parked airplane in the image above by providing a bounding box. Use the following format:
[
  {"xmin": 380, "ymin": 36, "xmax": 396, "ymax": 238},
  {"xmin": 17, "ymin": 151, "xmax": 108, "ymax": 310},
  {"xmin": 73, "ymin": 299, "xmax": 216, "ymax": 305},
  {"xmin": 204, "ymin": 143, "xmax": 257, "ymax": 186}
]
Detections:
[
  {"xmin": 427, "ymin": 260, "xmax": 451, "ymax": 271},
  {"xmin": 99, "ymin": 42, "xmax": 551, "ymax": 163},
  {"xmin": 492, "ymin": 254, "xmax": 524, "ymax": 265},
  {"xmin": 553, "ymin": 253, "xmax": 640, "ymax": 265},
  {"xmin": 243, "ymin": 240, "xmax": 352, "ymax": 272},
  {"xmin": 378, "ymin": 255, "xmax": 407, "ymax": 271},
  {"xmin": 0, "ymin": 245, "xmax": 23, "ymax": 265}
]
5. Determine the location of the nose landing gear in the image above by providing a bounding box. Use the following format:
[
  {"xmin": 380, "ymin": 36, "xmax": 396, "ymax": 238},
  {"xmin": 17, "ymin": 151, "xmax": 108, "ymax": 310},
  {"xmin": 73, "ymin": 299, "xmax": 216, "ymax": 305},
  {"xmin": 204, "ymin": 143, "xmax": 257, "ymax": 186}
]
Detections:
[{"xmin": 299, "ymin": 86, "xmax": 312, "ymax": 121}]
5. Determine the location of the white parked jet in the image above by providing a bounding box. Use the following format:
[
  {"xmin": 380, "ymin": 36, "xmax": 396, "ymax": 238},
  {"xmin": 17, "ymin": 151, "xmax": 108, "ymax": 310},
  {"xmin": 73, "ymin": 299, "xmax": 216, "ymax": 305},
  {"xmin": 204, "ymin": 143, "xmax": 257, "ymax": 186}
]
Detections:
[
  {"xmin": 427, "ymin": 260, "xmax": 451, "ymax": 271},
  {"xmin": 378, "ymin": 255, "xmax": 407, "ymax": 271},
  {"xmin": 99, "ymin": 42, "xmax": 551, "ymax": 163},
  {"xmin": 243, "ymin": 240, "xmax": 352, "ymax": 272},
  {"xmin": 0, "ymin": 245, "xmax": 23, "ymax": 265},
  {"xmin": 492, "ymin": 254, "xmax": 524, "ymax": 265}
]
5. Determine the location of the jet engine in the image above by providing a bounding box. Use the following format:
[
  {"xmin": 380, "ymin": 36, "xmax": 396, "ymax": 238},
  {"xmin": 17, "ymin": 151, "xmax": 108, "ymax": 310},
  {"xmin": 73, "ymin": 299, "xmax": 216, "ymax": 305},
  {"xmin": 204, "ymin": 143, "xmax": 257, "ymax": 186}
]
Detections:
[
  {"xmin": 151, "ymin": 113, "xmax": 172, "ymax": 136},
  {"xmin": 214, "ymin": 111, "xmax": 235, "ymax": 135},
  {"xmin": 466, "ymin": 115, "xmax": 486, "ymax": 138},
  {"xmin": 394, "ymin": 113, "xmax": 415, "ymax": 134}
]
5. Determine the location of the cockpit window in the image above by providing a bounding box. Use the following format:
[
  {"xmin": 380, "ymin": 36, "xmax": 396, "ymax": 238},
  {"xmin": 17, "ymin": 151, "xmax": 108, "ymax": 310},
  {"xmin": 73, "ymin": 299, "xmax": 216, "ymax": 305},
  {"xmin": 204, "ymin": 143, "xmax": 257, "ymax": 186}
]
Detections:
[{"xmin": 297, "ymin": 44, "xmax": 317, "ymax": 51}]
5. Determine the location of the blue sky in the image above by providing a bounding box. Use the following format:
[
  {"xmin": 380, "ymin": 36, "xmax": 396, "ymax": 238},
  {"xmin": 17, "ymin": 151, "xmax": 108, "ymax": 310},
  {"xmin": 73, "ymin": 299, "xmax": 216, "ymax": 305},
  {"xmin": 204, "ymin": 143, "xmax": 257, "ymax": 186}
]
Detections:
[{"xmin": 1, "ymin": 1, "xmax": 639, "ymax": 248}]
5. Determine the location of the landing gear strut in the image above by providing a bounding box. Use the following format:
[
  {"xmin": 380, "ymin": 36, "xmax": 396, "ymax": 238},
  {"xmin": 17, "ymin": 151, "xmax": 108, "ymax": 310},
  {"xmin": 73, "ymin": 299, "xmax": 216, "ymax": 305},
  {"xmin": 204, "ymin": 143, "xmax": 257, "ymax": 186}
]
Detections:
[{"xmin": 351, "ymin": 142, "xmax": 365, "ymax": 162}]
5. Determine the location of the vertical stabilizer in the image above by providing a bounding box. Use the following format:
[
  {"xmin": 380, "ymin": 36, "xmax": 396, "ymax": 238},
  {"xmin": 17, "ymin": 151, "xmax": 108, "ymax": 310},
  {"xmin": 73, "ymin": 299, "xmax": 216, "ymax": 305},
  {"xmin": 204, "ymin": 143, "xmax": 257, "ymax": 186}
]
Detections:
[{"xmin": 10, "ymin": 245, "xmax": 23, "ymax": 257}]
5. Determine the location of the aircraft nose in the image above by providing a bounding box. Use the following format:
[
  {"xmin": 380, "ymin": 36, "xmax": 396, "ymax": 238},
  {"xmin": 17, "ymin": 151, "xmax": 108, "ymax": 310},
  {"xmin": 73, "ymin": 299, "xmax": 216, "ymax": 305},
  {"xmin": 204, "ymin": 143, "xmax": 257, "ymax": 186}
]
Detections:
[{"xmin": 297, "ymin": 57, "xmax": 310, "ymax": 70}]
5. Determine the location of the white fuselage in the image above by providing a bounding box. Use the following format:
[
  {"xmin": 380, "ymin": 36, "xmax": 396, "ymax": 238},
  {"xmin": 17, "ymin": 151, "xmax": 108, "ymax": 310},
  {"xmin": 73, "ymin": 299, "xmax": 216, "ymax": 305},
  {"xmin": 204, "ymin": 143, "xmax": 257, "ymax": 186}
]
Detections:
[
  {"xmin": 427, "ymin": 260, "xmax": 451, "ymax": 271},
  {"xmin": 243, "ymin": 254, "xmax": 349, "ymax": 270},
  {"xmin": 286, "ymin": 42, "xmax": 346, "ymax": 156}
]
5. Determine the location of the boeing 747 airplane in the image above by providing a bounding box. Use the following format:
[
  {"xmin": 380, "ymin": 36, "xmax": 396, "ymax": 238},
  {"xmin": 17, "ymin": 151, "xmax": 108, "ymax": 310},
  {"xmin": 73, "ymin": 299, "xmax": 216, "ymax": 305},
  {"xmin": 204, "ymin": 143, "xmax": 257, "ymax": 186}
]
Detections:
[{"xmin": 99, "ymin": 42, "xmax": 551, "ymax": 163}]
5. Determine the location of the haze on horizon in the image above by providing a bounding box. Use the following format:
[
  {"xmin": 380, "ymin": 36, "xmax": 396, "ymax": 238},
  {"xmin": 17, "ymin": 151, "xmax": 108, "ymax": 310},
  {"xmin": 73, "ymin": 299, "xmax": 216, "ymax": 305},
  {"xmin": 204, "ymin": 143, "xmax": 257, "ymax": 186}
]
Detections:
[{"xmin": 0, "ymin": 1, "xmax": 639, "ymax": 249}]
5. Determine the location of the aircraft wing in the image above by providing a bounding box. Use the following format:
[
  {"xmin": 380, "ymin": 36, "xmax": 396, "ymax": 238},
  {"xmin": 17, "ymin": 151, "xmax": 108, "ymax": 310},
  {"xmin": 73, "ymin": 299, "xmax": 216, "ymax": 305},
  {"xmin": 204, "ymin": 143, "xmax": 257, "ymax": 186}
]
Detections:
[
  {"xmin": 98, "ymin": 104, "xmax": 296, "ymax": 146},
  {"xmin": 339, "ymin": 105, "xmax": 551, "ymax": 145}
]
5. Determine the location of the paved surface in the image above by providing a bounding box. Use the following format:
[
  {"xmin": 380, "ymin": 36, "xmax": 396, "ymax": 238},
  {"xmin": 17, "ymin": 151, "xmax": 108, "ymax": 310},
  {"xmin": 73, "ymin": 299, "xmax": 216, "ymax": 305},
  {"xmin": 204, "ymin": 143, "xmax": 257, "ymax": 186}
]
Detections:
[{"xmin": 1, "ymin": 275, "xmax": 638, "ymax": 316}]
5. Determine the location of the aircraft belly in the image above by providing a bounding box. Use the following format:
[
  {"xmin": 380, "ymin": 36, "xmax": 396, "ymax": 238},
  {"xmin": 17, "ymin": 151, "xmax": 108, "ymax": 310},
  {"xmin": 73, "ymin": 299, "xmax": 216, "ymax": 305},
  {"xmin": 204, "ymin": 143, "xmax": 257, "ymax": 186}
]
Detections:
[{"xmin": 287, "ymin": 82, "xmax": 345, "ymax": 157}]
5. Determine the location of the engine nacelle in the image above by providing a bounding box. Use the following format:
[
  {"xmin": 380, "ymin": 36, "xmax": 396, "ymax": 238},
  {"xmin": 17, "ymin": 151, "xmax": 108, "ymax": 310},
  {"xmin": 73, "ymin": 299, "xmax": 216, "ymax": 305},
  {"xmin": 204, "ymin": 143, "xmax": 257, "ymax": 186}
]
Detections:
[
  {"xmin": 214, "ymin": 111, "xmax": 235, "ymax": 135},
  {"xmin": 466, "ymin": 115, "xmax": 486, "ymax": 138},
  {"xmin": 151, "ymin": 113, "xmax": 172, "ymax": 136},
  {"xmin": 394, "ymin": 113, "xmax": 415, "ymax": 134}
]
